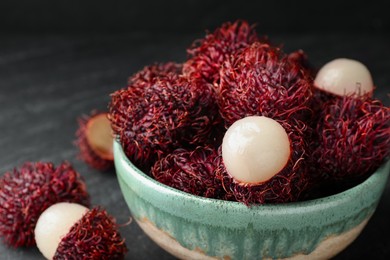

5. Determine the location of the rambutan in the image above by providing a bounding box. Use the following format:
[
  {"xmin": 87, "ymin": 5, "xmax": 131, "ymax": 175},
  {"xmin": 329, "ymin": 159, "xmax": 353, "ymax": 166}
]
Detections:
[
  {"xmin": 34, "ymin": 202, "xmax": 127, "ymax": 260},
  {"xmin": 314, "ymin": 58, "xmax": 374, "ymax": 98},
  {"xmin": 109, "ymin": 73, "xmax": 223, "ymax": 173},
  {"xmin": 183, "ymin": 20, "xmax": 259, "ymax": 87},
  {"xmin": 313, "ymin": 95, "xmax": 390, "ymax": 181},
  {"xmin": 75, "ymin": 112, "xmax": 114, "ymax": 171},
  {"xmin": 215, "ymin": 116, "xmax": 311, "ymax": 205},
  {"xmin": 151, "ymin": 146, "xmax": 226, "ymax": 199},
  {"xmin": 0, "ymin": 162, "xmax": 90, "ymax": 247},
  {"xmin": 311, "ymin": 58, "xmax": 375, "ymax": 115},
  {"xmin": 218, "ymin": 42, "xmax": 313, "ymax": 127}
]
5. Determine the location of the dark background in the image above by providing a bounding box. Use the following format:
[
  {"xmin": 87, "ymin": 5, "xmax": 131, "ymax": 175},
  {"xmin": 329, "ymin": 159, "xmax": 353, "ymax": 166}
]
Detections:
[
  {"xmin": 0, "ymin": 1, "xmax": 389, "ymax": 259},
  {"xmin": 0, "ymin": 0, "xmax": 389, "ymax": 34}
]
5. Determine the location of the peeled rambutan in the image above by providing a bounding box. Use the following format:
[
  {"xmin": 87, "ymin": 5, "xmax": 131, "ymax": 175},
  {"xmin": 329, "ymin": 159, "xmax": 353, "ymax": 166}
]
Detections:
[
  {"xmin": 75, "ymin": 112, "xmax": 114, "ymax": 171},
  {"xmin": 128, "ymin": 62, "xmax": 182, "ymax": 86},
  {"xmin": 109, "ymin": 73, "xmax": 223, "ymax": 173},
  {"xmin": 215, "ymin": 117, "xmax": 311, "ymax": 205},
  {"xmin": 151, "ymin": 146, "xmax": 226, "ymax": 199},
  {"xmin": 218, "ymin": 42, "xmax": 313, "ymax": 127},
  {"xmin": 34, "ymin": 202, "xmax": 127, "ymax": 260},
  {"xmin": 311, "ymin": 58, "xmax": 375, "ymax": 115},
  {"xmin": 0, "ymin": 162, "xmax": 90, "ymax": 247},
  {"xmin": 183, "ymin": 20, "xmax": 259, "ymax": 87},
  {"xmin": 313, "ymin": 95, "xmax": 390, "ymax": 181}
]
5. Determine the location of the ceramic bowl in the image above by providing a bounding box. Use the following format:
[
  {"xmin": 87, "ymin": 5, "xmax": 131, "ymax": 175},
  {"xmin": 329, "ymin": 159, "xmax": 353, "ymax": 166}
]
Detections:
[{"xmin": 114, "ymin": 140, "xmax": 390, "ymax": 259}]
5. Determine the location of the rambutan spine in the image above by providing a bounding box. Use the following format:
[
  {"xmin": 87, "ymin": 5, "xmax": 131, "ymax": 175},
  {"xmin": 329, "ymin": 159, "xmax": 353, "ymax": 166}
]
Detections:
[
  {"xmin": 109, "ymin": 73, "xmax": 223, "ymax": 173},
  {"xmin": 151, "ymin": 146, "xmax": 226, "ymax": 199},
  {"xmin": 218, "ymin": 42, "xmax": 313, "ymax": 127},
  {"xmin": 128, "ymin": 62, "xmax": 182, "ymax": 86},
  {"xmin": 313, "ymin": 95, "xmax": 390, "ymax": 181},
  {"xmin": 183, "ymin": 19, "xmax": 259, "ymax": 87}
]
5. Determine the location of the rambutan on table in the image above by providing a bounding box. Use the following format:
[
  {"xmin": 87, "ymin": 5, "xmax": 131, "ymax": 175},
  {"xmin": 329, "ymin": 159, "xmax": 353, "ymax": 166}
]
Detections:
[{"xmin": 0, "ymin": 32, "xmax": 389, "ymax": 260}]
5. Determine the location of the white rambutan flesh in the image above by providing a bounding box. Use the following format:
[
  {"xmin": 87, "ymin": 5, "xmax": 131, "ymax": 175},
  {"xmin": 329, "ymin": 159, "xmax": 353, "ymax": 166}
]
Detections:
[
  {"xmin": 222, "ymin": 116, "xmax": 291, "ymax": 184},
  {"xmin": 314, "ymin": 58, "xmax": 374, "ymax": 97}
]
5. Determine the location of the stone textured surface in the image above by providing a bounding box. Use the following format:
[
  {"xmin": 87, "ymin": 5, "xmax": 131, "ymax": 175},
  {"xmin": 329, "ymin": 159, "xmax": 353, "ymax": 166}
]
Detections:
[{"xmin": 0, "ymin": 32, "xmax": 389, "ymax": 259}]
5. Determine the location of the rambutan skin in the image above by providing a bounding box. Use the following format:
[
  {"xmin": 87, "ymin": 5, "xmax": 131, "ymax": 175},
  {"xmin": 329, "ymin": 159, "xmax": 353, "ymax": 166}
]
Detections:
[
  {"xmin": 151, "ymin": 146, "xmax": 226, "ymax": 199},
  {"xmin": 215, "ymin": 119, "xmax": 311, "ymax": 205},
  {"xmin": 109, "ymin": 73, "xmax": 223, "ymax": 173},
  {"xmin": 183, "ymin": 20, "xmax": 259, "ymax": 86},
  {"xmin": 75, "ymin": 112, "xmax": 114, "ymax": 171},
  {"xmin": 287, "ymin": 49, "xmax": 316, "ymax": 78},
  {"xmin": 128, "ymin": 62, "xmax": 182, "ymax": 86},
  {"xmin": 0, "ymin": 162, "xmax": 90, "ymax": 247},
  {"xmin": 313, "ymin": 95, "xmax": 390, "ymax": 181},
  {"xmin": 218, "ymin": 42, "xmax": 314, "ymax": 127},
  {"xmin": 54, "ymin": 207, "xmax": 127, "ymax": 260},
  {"xmin": 311, "ymin": 87, "xmax": 338, "ymax": 113}
]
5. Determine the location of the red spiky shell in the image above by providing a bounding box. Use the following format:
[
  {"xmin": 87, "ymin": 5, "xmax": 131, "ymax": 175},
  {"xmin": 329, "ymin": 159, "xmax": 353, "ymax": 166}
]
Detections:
[
  {"xmin": 0, "ymin": 162, "xmax": 90, "ymax": 247},
  {"xmin": 313, "ymin": 94, "xmax": 390, "ymax": 181},
  {"xmin": 183, "ymin": 20, "xmax": 259, "ymax": 87},
  {"xmin": 151, "ymin": 146, "xmax": 226, "ymax": 199},
  {"xmin": 311, "ymin": 87, "xmax": 339, "ymax": 115},
  {"xmin": 215, "ymin": 119, "xmax": 311, "ymax": 205},
  {"xmin": 128, "ymin": 62, "xmax": 182, "ymax": 86},
  {"xmin": 287, "ymin": 49, "xmax": 316, "ymax": 77},
  {"xmin": 109, "ymin": 73, "xmax": 223, "ymax": 173},
  {"xmin": 75, "ymin": 112, "xmax": 114, "ymax": 171},
  {"xmin": 218, "ymin": 42, "xmax": 313, "ymax": 127},
  {"xmin": 54, "ymin": 207, "xmax": 127, "ymax": 259}
]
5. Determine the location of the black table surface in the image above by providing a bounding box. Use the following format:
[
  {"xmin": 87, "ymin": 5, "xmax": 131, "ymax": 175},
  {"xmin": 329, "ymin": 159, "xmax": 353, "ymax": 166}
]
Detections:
[{"xmin": 0, "ymin": 32, "xmax": 389, "ymax": 260}]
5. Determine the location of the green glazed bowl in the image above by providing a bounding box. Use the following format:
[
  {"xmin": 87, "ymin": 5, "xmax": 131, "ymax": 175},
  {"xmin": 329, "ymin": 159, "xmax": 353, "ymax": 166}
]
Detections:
[{"xmin": 114, "ymin": 140, "xmax": 390, "ymax": 259}]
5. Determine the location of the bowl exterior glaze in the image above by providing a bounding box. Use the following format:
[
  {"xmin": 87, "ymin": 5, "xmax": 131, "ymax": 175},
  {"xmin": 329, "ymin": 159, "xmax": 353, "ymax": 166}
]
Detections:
[{"xmin": 114, "ymin": 140, "xmax": 390, "ymax": 259}]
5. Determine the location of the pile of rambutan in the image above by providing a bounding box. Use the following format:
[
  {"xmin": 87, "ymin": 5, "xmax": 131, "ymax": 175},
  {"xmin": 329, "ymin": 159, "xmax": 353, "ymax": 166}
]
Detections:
[
  {"xmin": 0, "ymin": 162, "xmax": 90, "ymax": 247},
  {"xmin": 2, "ymin": 18, "xmax": 387, "ymax": 259},
  {"xmin": 108, "ymin": 20, "xmax": 389, "ymax": 206},
  {"xmin": 0, "ymin": 161, "xmax": 128, "ymax": 259}
]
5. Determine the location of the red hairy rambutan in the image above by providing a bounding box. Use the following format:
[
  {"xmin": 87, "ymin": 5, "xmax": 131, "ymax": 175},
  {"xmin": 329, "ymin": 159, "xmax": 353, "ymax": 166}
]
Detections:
[
  {"xmin": 183, "ymin": 20, "xmax": 259, "ymax": 87},
  {"xmin": 0, "ymin": 162, "xmax": 89, "ymax": 247},
  {"xmin": 218, "ymin": 42, "xmax": 313, "ymax": 127},
  {"xmin": 151, "ymin": 146, "xmax": 226, "ymax": 199},
  {"xmin": 313, "ymin": 95, "xmax": 390, "ymax": 181},
  {"xmin": 215, "ymin": 118, "xmax": 311, "ymax": 205},
  {"xmin": 53, "ymin": 206, "xmax": 127, "ymax": 260},
  {"xmin": 109, "ymin": 73, "xmax": 223, "ymax": 173},
  {"xmin": 75, "ymin": 112, "xmax": 114, "ymax": 171}
]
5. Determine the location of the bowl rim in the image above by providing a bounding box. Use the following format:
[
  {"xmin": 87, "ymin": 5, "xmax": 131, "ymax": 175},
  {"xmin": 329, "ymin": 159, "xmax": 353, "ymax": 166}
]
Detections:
[{"xmin": 114, "ymin": 139, "xmax": 390, "ymax": 213}]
